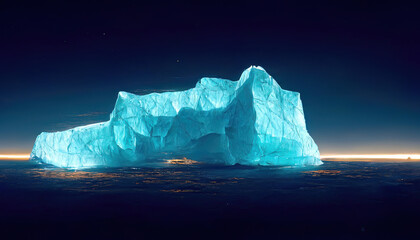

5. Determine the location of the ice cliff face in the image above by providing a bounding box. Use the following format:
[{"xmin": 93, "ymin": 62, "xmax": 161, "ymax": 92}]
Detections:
[{"xmin": 30, "ymin": 66, "xmax": 321, "ymax": 168}]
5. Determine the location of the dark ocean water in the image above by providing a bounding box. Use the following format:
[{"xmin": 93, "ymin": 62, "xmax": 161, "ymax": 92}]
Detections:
[{"xmin": 1, "ymin": 159, "xmax": 420, "ymax": 240}]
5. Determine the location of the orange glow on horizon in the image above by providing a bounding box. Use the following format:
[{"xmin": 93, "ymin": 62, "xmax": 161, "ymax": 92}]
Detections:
[
  {"xmin": 0, "ymin": 154, "xmax": 30, "ymax": 160},
  {"xmin": 166, "ymin": 157, "xmax": 199, "ymax": 165}
]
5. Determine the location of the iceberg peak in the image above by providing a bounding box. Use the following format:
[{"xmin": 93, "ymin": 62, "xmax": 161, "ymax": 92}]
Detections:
[
  {"xmin": 248, "ymin": 65, "xmax": 266, "ymax": 71},
  {"xmin": 31, "ymin": 66, "xmax": 321, "ymax": 168}
]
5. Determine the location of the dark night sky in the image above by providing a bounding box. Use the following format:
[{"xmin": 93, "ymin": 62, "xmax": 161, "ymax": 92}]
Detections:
[{"xmin": 0, "ymin": 0, "xmax": 419, "ymax": 154}]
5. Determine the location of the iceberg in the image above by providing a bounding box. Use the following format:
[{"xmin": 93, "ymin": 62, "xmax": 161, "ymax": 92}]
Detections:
[{"xmin": 30, "ymin": 66, "xmax": 321, "ymax": 168}]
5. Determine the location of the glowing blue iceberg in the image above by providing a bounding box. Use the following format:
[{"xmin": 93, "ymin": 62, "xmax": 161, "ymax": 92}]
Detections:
[{"xmin": 31, "ymin": 66, "xmax": 321, "ymax": 168}]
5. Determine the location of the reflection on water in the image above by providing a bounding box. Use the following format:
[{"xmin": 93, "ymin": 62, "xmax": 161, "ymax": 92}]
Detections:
[
  {"xmin": 0, "ymin": 159, "xmax": 420, "ymax": 196},
  {"xmin": 0, "ymin": 161, "xmax": 249, "ymax": 194},
  {"xmin": 29, "ymin": 169, "xmax": 121, "ymax": 180},
  {"xmin": 2, "ymin": 159, "xmax": 420, "ymax": 239},
  {"xmin": 303, "ymin": 170, "xmax": 342, "ymax": 176}
]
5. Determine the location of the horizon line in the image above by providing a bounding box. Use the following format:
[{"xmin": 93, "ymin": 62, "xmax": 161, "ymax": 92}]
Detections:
[{"xmin": 1, "ymin": 154, "xmax": 420, "ymax": 161}]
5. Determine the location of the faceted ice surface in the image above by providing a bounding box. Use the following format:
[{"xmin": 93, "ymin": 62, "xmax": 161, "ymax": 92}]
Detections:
[{"xmin": 30, "ymin": 66, "xmax": 321, "ymax": 168}]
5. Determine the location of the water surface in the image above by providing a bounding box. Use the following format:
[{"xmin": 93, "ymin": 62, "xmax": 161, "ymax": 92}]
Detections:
[{"xmin": 1, "ymin": 159, "xmax": 420, "ymax": 239}]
